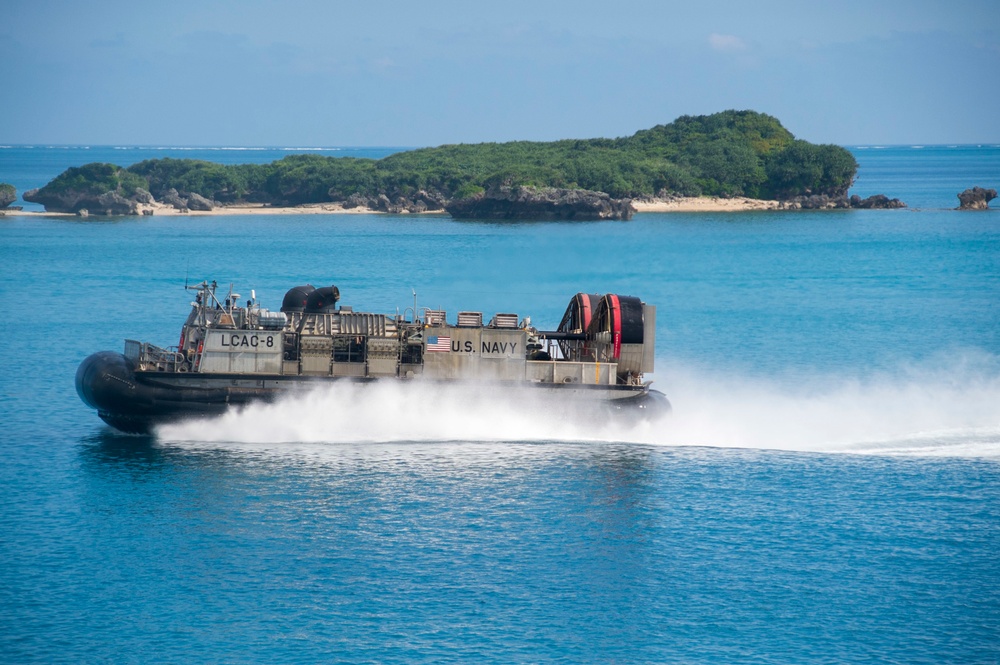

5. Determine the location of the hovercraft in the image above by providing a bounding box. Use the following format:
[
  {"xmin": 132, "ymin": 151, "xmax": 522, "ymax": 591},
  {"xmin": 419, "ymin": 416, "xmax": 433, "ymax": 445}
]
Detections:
[{"xmin": 77, "ymin": 281, "xmax": 670, "ymax": 433}]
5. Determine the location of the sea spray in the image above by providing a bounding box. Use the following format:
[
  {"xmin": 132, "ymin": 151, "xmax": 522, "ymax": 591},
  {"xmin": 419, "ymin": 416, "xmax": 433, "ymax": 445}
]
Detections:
[
  {"xmin": 158, "ymin": 354, "xmax": 1000, "ymax": 457},
  {"xmin": 156, "ymin": 381, "xmax": 636, "ymax": 445},
  {"xmin": 652, "ymin": 357, "xmax": 1000, "ymax": 456}
]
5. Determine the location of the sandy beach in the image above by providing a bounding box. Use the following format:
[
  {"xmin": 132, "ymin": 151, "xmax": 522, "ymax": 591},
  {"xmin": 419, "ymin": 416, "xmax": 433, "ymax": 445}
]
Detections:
[
  {"xmin": 0, "ymin": 202, "xmax": 410, "ymax": 217},
  {"xmin": 2, "ymin": 197, "xmax": 786, "ymax": 218},
  {"xmin": 632, "ymin": 196, "xmax": 783, "ymax": 213}
]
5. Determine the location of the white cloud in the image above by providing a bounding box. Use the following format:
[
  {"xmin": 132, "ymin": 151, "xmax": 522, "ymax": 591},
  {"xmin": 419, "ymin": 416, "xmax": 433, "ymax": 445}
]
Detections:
[{"xmin": 708, "ymin": 33, "xmax": 747, "ymax": 52}]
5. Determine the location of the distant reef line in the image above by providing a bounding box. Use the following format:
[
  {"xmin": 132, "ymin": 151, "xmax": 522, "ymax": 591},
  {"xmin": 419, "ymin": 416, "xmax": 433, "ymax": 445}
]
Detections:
[{"xmin": 17, "ymin": 110, "xmax": 913, "ymax": 220}]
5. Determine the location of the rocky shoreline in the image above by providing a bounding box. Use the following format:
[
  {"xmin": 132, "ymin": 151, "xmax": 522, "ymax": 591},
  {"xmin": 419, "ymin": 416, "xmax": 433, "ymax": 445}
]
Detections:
[
  {"xmin": 446, "ymin": 185, "xmax": 634, "ymax": 221},
  {"xmin": 4, "ymin": 194, "xmax": 913, "ymax": 218},
  {"xmin": 633, "ymin": 193, "xmax": 907, "ymax": 213},
  {"xmin": 14, "ymin": 176, "xmax": 998, "ymax": 219}
]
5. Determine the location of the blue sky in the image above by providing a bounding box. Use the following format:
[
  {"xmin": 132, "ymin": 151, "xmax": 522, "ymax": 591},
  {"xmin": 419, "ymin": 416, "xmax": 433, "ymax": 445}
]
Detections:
[{"xmin": 3, "ymin": 0, "xmax": 998, "ymax": 146}]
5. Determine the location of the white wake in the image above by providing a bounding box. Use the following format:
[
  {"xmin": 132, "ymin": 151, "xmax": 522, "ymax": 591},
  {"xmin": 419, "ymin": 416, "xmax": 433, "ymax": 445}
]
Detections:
[{"xmin": 157, "ymin": 354, "xmax": 1000, "ymax": 458}]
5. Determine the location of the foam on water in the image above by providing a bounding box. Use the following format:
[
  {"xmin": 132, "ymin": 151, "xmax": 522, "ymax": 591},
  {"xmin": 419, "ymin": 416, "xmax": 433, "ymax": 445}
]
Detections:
[
  {"xmin": 653, "ymin": 358, "xmax": 1000, "ymax": 457},
  {"xmin": 157, "ymin": 355, "xmax": 1000, "ymax": 458},
  {"xmin": 157, "ymin": 382, "xmax": 622, "ymax": 445}
]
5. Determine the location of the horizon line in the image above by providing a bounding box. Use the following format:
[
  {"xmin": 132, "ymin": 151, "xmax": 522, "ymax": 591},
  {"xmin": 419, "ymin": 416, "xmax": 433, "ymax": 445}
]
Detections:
[{"xmin": 3, "ymin": 143, "xmax": 1000, "ymax": 150}]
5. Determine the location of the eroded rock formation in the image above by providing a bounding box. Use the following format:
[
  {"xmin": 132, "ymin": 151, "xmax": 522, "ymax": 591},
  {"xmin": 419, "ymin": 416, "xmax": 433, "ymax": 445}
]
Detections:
[
  {"xmin": 780, "ymin": 194, "xmax": 906, "ymax": 210},
  {"xmin": 335, "ymin": 189, "xmax": 446, "ymax": 213},
  {"xmin": 23, "ymin": 187, "xmax": 141, "ymax": 214},
  {"xmin": 186, "ymin": 192, "xmax": 214, "ymax": 211},
  {"xmin": 849, "ymin": 194, "xmax": 907, "ymax": 209},
  {"xmin": 957, "ymin": 187, "xmax": 997, "ymax": 210},
  {"xmin": 446, "ymin": 185, "xmax": 634, "ymax": 220}
]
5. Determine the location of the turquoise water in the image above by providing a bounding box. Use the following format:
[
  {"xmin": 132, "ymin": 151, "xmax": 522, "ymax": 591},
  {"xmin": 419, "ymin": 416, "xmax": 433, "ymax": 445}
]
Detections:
[
  {"xmin": 848, "ymin": 144, "xmax": 1000, "ymax": 210},
  {"xmin": 1, "ymin": 147, "xmax": 999, "ymax": 663}
]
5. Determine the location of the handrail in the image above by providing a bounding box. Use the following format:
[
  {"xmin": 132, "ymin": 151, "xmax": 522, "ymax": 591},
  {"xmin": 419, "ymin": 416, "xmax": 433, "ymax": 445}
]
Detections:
[{"xmin": 126, "ymin": 340, "xmax": 187, "ymax": 372}]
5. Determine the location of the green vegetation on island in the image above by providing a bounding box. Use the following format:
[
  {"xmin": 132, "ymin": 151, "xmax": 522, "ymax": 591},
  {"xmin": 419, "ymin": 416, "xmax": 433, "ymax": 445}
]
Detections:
[
  {"xmin": 22, "ymin": 163, "xmax": 153, "ymax": 214},
  {"xmin": 25, "ymin": 110, "xmax": 860, "ymax": 214},
  {"xmin": 0, "ymin": 182, "xmax": 16, "ymax": 209},
  {"xmin": 37, "ymin": 163, "xmax": 147, "ymax": 199}
]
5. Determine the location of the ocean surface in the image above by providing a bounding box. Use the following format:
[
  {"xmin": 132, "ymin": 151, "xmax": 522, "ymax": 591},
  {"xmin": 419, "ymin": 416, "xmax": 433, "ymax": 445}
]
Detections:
[{"xmin": 1, "ymin": 145, "xmax": 999, "ymax": 663}]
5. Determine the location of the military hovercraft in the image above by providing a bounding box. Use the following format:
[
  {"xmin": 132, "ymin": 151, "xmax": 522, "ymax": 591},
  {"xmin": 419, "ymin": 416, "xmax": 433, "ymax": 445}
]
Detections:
[{"xmin": 76, "ymin": 281, "xmax": 670, "ymax": 433}]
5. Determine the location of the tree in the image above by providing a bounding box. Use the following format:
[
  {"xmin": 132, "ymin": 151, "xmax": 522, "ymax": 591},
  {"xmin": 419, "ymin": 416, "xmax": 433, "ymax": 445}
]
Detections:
[{"xmin": 0, "ymin": 183, "xmax": 16, "ymax": 208}]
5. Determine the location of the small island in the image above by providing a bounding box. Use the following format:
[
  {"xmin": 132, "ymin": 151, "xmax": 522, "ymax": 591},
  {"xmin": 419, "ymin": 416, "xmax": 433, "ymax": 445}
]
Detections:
[
  {"xmin": 957, "ymin": 186, "xmax": 997, "ymax": 210},
  {"xmin": 21, "ymin": 110, "xmax": 904, "ymax": 219},
  {"xmin": 0, "ymin": 183, "xmax": 16, "ymax": 210}
]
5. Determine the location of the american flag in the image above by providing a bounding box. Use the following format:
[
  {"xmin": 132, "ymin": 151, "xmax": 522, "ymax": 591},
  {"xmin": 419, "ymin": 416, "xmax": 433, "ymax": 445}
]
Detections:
[{"xmin": 427, "ymin": 335, "xmax": 451, "ymax": 352}]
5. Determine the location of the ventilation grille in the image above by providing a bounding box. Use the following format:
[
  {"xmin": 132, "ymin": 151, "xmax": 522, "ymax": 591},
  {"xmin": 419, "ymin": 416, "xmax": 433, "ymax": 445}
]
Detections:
[
  {"xmin": 491, "ymin": 313, "xmax": 518, "ymax": 328},
  {"xmin": 425, "ymin": 310, "xmax": 447, "ymax": 325},
  {"xmin": 457, "ymin": 311, "xmax": 483, "ymax": 327}
]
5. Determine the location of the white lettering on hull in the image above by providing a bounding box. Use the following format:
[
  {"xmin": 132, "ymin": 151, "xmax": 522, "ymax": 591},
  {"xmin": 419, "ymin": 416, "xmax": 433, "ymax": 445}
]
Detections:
[
  {"xmin": 481, "ymin": 341, "xmax": 517, "ymax": 355},
  {"xmin": 204, "ymin": 331, "xmax": 280, "ymax": 353}
]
